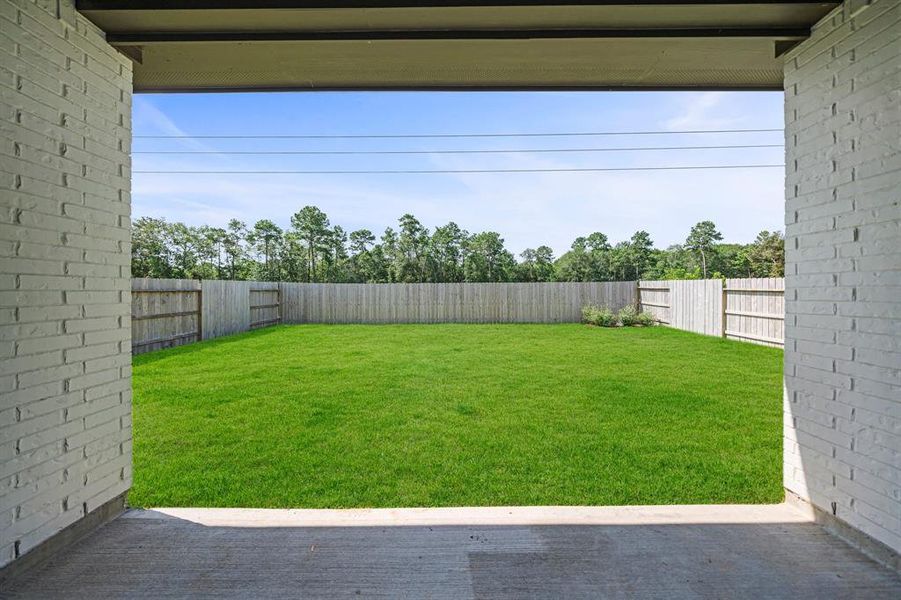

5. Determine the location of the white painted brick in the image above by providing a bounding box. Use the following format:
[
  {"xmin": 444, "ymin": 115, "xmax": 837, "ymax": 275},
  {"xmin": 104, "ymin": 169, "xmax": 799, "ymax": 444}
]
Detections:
[
  {"xmin": 67, "ymin": 262, "xmax": 120, "ymax": 279},
  {"xmin": 82, "ymin": 327, "xmax": 129, "ymax": 347},
  {"xmin": 0, "ymin": 350, "xmax": 63, "ymax": 377},
  {"xmin": 833, "ymin": 439, "xmax": 899, "ymax": 480},
  {"xmin": 66, "ymin": 393, "xmax": 119, "ymax": 423},
  {"xmin": 0, "ymin": 0, "xmax": 131, "ymax": 569},
  {"xmin": 64, "ymin": 418, "xmax": 120, "ymax": 452},
  {"xmin": 17, "ymin": 418, "xmax": 82, "ymax": 456},
  {"xmin": 82, "ymin": 302, "xmax": 129, "ymax": 317},
  {"xmin": 0, "ymin": 321, "xmax": 64, "ymax": 342},
  {"xmin": 83, "ymin": 377, "xmax": 128, "ymax": 403},
  {"xmin": 1, "ymin": 411, "xmax": 62, "ymax": 445},
  {"xmin": 853, "ymin": 406, "xmax": 901, "ymax": 436},
  {"xmin": 64, "ymin": 290, "xmax": 119, "ymax": 305},
  {"xmin": 16, "ymin": 363, "xmax": 83, "ymax": 390},
  {"xmin": 66, "ymin": 366, "xmax": 120, "ymax": 393},
  {"xmin": 16, "ymin": 507, "xmax": 82, "ymax": 557},
  {"xmin": 1, "ymin": 381, "xmax": 64, "ymax": 407},
  {"xmin": 18, "ymin": 390, "xmax": 82, "ymax": 421},
  {"xmin": 83, "ymin": 353, "xmax": 129, "ymax": 374},
  {"xmin": 83, "ymin": 478, "xmax": 129, "ymax": 514},
  {"xmin": 18, "ymin": 274, "xmax": 84, "ymax": 291},
  {"xmin": 17, "ymin": 304, "xmax": 81, "ymax": 323},
  {"xmin": 83, "ymin": 428, "xmax": 128, "ymax": 460},
  {"xmin": 857, "ymin": 317, "xmax": 901, "ymax": 337},
  {"xmin": 63, "ymin": 341, "xmax": 119, "ymax": 364},
  {"xmin": 64, "ymin": 316, "xmax": 119, "ymax": 334},
  {"xmin": 84, "ymin": 248, "xmax": 130, "ymax": 267},
  {"xmin": 0, "ymin": 290, "xmax": 63, "ymax": 307},
  {"xmin": 784, "ymin": 0, "xmax": 901, "ymax": 555},
  {"xmin": 16, "ymin": 333, "xmax": 82, "ymax": 356},
  {"xmin": 62, "ymin": 233, "xmax": 119, "ymax": 253},
  {"xmin": 0, "ymin": 257, "xmax": 64, "ymax": 276}
]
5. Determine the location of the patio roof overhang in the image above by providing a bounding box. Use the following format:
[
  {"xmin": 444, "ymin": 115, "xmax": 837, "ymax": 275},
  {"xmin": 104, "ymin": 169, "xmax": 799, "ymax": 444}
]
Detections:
[{"xmin": 76, "ymin": 1, "xmax": 838, "ymax": 92}]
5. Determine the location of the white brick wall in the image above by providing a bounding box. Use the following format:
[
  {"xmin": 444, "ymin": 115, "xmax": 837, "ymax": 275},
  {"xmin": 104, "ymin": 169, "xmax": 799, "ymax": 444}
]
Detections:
[
  {"xmin": 784, "ymin": 0, "xmax": 900, "ymax": 554},
  {"xmin": 0, "ymin": 0, "xmax": 132, "ymax": 568}
]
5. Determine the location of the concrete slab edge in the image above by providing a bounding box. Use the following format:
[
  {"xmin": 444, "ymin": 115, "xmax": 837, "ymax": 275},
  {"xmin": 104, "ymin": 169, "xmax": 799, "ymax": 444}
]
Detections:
[{"xmin": 125, "ymin": 502, "xmax": 814, "ymax": 528}]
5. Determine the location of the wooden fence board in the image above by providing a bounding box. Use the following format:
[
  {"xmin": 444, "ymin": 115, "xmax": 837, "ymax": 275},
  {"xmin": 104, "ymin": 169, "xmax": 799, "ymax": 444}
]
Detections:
[
  {"xmin": 201, "ymin": 280, "xmax": 251, "ymax": 340},
  {"xmin": 131, "ymin": 278, "xmax": 201, "ymax": 355},
  {"xmin": 724, "ymin": 277, "xmax": 785, "ymax": 347},
  {"xmin": 278, "ymin": 281, "xmax": 635, "ymax": 324},
  {"xmin": 250, "ymin": 282, "xmax": 281, "ymax": 329},
  {"xmin": 638, "ymin": 280, "xmax": 671, "ymax": 325},
  {"xmin": 639, "ymin": 277, "xmax": 784, "ymax": 345},
  {"xmin": 669, "ymin": 279, "xmax": 723, "ymax": 337}
]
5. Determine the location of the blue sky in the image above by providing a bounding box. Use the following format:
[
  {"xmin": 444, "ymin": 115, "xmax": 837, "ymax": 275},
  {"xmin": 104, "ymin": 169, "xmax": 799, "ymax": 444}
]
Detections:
[{"xmin": 132, "ymin": 91, "xmax": 785, "ymax": 256}]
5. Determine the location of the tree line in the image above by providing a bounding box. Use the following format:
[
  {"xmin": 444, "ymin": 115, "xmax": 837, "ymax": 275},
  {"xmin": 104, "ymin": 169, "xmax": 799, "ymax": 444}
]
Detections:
[{"xmin": 132, "ymin": 207, "xmax": 784, "ymax": 283}]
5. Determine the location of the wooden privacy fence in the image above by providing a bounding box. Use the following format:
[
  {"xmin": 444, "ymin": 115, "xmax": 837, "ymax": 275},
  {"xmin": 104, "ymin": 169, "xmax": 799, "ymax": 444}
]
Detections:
[
  {"xmin": 280, "ymin": 281, "xmax": 636, "ymax": 324},
  {"xmin": 132, "ymin": 278, "xmax": 783, "ymax": 354},
  {"xmin": 638, "ymin": 277, "xmax": 784, "ymax": 347},
  {"xmin": 722, "ymin": 278, "xmax": 785, "ymax": 347},
  {"xmin": 131, "ymin": 279, "xmax": 283, "ymax": 355},
  {"xmin": 131, "ymin": 280, "xmax": 635, "ymax": 353},
  {"xmin": 250, "ymin": 285, "xmax": 281, "ymax": 329},
  {"xmin": 131, "ymin": 279, "xmax": 202, "ymax": 354}
]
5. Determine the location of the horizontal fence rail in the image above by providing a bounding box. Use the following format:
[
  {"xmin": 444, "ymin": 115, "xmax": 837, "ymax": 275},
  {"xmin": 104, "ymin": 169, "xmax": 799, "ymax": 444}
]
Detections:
[
  {"xmin": 132, "ymin": 278, "xmax": 202, "ymax": 354},
  {"xmin": 132, "ymin": 278, "xmax": 783, "ymax": 354},
  {"xmin": 131, "ymin": 279, "xmax": 286, "ymax": 355},
  {"xmin": 250, "ymin": 285, "xmax": 281, "ymax": 329},
  {"xmin": 723, "ymin": 278, "xmax": 785, "ymax": 347},
  {"xmin": 638, "ymin": 277, "xmax": 784, "ymax": 347}
]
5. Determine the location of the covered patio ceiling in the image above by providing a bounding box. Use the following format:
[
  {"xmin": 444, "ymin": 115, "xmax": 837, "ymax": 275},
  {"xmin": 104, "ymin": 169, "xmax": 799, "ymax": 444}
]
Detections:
[{"xmin": 76, "ymin": 1, "xmax": 839, "ymax": 92}]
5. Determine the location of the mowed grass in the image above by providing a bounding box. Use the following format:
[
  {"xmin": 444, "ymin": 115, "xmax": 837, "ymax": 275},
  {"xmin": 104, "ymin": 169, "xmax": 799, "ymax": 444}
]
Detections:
[{"xmin": 131, "ymin": 324, "xmax": 783, "ymax": 508}]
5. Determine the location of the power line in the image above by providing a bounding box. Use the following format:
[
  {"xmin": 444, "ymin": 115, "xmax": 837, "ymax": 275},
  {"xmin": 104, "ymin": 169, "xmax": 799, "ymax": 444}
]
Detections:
[
  {"xmin": 135, "ymin": 164, "xmax": 784, "ymax": 175},
  {"xmin": 134, "ymin": 127, "xmax": 782, "ymax": 140},
  {"xmin": 133, "ymin": 143, "xmax": 782, "ymax": 156}
]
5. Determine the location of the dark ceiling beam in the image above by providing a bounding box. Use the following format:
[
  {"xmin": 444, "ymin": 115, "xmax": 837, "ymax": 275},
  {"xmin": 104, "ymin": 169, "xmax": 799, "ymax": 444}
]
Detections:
[
  {"xmin": 76, "ymin": 0, "xmax": 840, "ymax": 9},
  {"xmin": 107, "ymin": 26, "xmax": 811, "ymax": 44}
]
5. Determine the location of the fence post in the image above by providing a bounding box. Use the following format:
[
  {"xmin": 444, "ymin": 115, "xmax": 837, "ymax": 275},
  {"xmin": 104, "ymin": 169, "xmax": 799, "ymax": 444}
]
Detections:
[
  {"xmin": 197, "ymin": 284, "xmax": 203, "ymax": 342},
  {"xmin": 635, "ymin": 280, "xmax": 641, "ymax": 312},
  {"xmin": 720, "ymin": 280, "xmax": 727, "ymax": 338}
]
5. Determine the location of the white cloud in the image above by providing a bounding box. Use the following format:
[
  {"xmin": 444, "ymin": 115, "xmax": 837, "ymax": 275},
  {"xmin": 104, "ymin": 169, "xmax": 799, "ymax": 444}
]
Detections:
[{"xmin": 663, "ymin": 92, "xmax": 747, "ymax": 131}]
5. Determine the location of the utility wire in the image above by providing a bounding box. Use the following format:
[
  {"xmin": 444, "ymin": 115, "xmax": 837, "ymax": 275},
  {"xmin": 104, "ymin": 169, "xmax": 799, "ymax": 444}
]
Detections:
[
  {"xmin": 133, "ymin": 143, "xmax": 782, "ymax": 156},
  {"xmin": 134, "ymin": 127, "xmax": 782, "ymax": 140},
  {"xmin": 135, "ymin": 164, "xmax": 784, "ymax": 175}
]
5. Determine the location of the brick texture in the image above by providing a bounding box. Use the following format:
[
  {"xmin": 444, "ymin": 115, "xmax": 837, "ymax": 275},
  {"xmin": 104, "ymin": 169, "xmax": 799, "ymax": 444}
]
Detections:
[
  {"xmin": 0, "ymin": 0, "xmax": 132, "ymax": 568},
  {"xmin": 783, "ymin": 0, "xmax": 900, "ymax": 554}
]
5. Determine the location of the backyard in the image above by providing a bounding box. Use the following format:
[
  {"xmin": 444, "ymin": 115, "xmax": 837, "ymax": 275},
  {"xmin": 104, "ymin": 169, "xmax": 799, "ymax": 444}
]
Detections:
[{"xmin": 131, "ymin": 324, "xmax": 783, "ymax": 508}]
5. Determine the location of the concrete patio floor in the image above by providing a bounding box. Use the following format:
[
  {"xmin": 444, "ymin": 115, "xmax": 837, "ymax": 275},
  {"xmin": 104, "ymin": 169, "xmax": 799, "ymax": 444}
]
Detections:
[{"xmin": 3, "ymin": 504, "xmax": 899, "ymax": 599}]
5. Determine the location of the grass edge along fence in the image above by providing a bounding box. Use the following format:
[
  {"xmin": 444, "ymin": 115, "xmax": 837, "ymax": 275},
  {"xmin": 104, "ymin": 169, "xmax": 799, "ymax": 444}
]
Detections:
[{"xmin": 130, "ymin": 278, "xmax": 784, "ymax": 355}]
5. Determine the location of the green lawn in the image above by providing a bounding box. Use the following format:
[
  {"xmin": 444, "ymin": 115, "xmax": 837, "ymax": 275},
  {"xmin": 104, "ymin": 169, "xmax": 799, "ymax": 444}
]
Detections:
[{"xmin": 131, "ymin": 324, "xmax": 783, "ymax": 508}]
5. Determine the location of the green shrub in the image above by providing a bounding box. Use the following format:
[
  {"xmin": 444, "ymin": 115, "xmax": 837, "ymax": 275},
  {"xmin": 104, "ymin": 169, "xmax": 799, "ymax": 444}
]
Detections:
[
  {"xmin": 581, "ymin": 304, "xmax": 618, "ymax": 327},
  {"xmin": 637, "ymin": 311, "xmax": 657, "ymax": 327},
  {"xmin": 596, "ymin": 307, "xmax": 618, "ymax": 327},
  {"xmin": 618, "ymin": 305, "xmax": 640, "ymax": 326},
  {"xmin": 584, "ymin": 304, "xmax": 656, "ymax": 328},
  {"xmin": 581, "ymin": 305, "xmax": 597, "ymax": 324}
]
